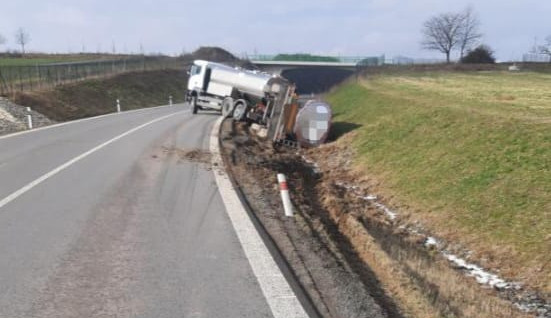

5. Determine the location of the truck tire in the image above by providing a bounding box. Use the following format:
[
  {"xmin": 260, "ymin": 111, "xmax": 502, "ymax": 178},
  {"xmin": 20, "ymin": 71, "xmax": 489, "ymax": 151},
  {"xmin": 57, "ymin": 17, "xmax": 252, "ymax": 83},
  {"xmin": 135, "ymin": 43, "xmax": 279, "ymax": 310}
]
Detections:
[
  {"xmin": 191, "ymin": 96, "xmax": 198, "ymax": 114},
  {"xmin": 233, "ymin": 100, "xmax": 248, "ymax": 121},
  {"xmin": 222, "ymin": 97, "xmax": 234, "ymax": 118}
]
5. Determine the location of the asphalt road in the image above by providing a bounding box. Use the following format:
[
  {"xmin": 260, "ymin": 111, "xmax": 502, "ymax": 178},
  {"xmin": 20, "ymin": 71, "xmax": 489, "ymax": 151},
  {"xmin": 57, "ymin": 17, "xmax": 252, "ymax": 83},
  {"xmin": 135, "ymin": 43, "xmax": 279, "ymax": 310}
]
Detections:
[{"xmin": 0, "ymin": 105, "xmax": 275, "ymax": 317}]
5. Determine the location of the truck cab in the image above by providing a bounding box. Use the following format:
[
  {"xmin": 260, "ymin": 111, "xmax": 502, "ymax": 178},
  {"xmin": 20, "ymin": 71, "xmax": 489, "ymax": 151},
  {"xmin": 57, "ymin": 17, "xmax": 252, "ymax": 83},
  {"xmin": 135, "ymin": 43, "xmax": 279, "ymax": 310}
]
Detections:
[{"xmin": 187, "ymin": 61, "xmax": 206, "ymax": 93}]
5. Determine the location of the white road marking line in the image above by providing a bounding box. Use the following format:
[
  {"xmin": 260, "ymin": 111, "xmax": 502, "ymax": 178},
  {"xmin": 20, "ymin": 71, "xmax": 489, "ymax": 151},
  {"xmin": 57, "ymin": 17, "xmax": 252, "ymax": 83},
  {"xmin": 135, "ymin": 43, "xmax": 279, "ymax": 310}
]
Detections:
[
  {"xmin": 209, "ymin": 117, "xmax": 309, "ymax": 318},
  {"xmin": 0, "ymin": 103, "xmax": 188, "ymax": 141},
  {"xmin": 0, "ymin": 110, "xmax": 189, "ymax": 210}
]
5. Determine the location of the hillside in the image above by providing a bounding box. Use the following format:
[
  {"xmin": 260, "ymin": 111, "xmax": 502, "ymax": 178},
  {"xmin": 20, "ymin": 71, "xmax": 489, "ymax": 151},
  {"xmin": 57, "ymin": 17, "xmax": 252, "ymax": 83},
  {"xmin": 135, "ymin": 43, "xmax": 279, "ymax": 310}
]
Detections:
[
  {"xmin": 12, "ymin": 69, "xmax": 188, "ymax": 122},
  {"xmin": 324, "ymin": 71, "xmax": 550, "ymax": 295}
]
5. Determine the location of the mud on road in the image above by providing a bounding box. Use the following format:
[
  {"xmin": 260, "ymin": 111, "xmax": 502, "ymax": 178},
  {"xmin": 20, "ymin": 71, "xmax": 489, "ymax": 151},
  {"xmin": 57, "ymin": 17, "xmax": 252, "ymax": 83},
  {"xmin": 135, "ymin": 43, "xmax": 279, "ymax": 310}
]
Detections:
[{"xmin": 219, "ymin": 120, "xmax": 542, "ymax": 318}]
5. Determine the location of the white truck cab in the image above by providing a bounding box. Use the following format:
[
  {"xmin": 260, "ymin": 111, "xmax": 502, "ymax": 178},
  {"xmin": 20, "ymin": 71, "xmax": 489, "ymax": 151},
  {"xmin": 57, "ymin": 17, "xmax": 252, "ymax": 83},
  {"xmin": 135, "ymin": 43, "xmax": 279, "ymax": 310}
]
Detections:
[{"xmin": 185, "ymin": 60, "xmax": 288, "ymax": 121}]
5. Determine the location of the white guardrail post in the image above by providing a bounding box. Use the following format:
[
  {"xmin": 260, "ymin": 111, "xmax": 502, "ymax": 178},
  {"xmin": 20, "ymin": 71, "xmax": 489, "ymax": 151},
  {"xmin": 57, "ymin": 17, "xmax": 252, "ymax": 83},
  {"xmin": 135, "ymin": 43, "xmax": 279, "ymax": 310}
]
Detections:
[
  {"xmin": 169, "ymin": 95, "xmax": 173, "ymax": 106},
  {"xmin": 277, "ymin": 173, "xmax": 294, "ymax": 217},
  {"xmin": 26, "ymin": 107, "xmax": 33, "ymax": 130},
  {"xmin": 116, "ymin": 99, "xmax": 121, "ymax": 113}
]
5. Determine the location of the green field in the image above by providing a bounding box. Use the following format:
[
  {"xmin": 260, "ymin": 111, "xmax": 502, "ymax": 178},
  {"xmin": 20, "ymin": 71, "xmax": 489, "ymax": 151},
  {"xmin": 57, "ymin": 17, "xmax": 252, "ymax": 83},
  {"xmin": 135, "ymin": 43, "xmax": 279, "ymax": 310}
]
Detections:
[
  {"xmin": 0, "ymin": 54, "xmax": 128, "ymax": 66},
  {"xmin": 326, "ymin": 71, "xmax": 550, "ymax": 292}
]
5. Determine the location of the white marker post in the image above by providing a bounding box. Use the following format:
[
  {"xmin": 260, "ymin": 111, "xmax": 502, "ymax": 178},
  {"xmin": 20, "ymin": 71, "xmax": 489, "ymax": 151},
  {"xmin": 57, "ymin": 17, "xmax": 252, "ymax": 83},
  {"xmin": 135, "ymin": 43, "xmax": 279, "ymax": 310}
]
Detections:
[
  {"xmin": 26, "ymin": 107, "xmax": 33, "ymax": 130},
  {"xmin": 277, "ymin": 173, "xmax": 294, "ymax": 217},
  {"xmin": 116, "ymin": 99, "xmax": 121, "ymax": 113},
  {"xmin": 169, "ymin": 95, "xmax": 173, "ymax": 106}
]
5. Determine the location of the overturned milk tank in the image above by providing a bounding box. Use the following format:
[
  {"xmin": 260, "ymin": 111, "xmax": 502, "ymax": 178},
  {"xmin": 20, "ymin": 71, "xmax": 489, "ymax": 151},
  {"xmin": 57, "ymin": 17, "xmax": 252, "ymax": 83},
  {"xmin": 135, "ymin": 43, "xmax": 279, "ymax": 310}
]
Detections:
[{"xmin": 293, "ymin": 100, "xmax": 332, "ymax": 147}]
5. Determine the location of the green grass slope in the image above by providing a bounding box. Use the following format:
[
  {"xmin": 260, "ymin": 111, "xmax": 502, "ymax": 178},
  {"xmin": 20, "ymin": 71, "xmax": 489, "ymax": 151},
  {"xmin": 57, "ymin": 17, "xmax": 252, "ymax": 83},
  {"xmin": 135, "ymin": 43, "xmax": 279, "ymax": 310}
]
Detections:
[{"xmin": 326, "ymin": 71, "xmax": 550, "ymax": 292}]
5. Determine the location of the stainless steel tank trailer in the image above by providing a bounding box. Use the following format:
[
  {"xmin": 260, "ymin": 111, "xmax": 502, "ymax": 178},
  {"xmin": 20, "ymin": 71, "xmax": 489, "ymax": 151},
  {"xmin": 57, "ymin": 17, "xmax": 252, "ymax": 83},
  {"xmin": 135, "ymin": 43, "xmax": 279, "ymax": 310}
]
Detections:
[{"xmin": 185, "ymin": 60, "xmax": 332, "ymax": 147}]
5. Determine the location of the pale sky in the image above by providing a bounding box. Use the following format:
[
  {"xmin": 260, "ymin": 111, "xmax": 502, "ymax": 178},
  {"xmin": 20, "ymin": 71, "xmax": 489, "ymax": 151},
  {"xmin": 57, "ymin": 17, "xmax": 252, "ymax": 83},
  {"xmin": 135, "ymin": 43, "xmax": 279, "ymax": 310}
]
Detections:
[{"xmin": 0, "ymin": 0, "xmax": 550, "ymax": 61}]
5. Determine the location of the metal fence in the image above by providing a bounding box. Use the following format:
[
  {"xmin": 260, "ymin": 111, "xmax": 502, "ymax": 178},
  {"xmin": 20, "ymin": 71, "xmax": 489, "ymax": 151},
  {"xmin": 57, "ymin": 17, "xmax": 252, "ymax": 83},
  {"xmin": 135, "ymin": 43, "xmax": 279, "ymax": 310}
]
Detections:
[
  {"xmin": 246, "ymin": 53, "xmax": 447, "ymax": 66},
  {"xmin": 522, "ymin": 53, "xmax": 551, "ymax": 63},
  {"xmin": 0, "ymin": 57, "xmax": 181, "ymax": 96}
]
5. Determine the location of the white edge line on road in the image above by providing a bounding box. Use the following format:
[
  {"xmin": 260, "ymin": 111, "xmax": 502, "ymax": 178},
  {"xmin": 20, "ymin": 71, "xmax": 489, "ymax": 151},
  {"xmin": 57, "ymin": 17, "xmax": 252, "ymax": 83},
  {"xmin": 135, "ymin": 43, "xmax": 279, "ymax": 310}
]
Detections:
[
  {"xmin": 0, "ymin": 103, "xmax": 188, "ymax": 141},
  {"xmin": 210, "ymin": 117, "xmax": 309, "ymax": 318},
  {"xmin": 0, "ymin": 110, "xmax": 188, "ymax": 210}
]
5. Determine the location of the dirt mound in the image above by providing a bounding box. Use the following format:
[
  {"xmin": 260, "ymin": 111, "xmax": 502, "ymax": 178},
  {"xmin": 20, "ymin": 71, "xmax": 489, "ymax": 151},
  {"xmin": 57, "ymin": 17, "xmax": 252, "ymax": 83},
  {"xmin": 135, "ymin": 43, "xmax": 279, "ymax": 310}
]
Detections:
[
  {"xmin": 191, "ymin": 47, "xmax": 239, "ymax": 63},
  {"xmin": 180, "ymin": 47, "xmax": 257, "ymax": 70}
]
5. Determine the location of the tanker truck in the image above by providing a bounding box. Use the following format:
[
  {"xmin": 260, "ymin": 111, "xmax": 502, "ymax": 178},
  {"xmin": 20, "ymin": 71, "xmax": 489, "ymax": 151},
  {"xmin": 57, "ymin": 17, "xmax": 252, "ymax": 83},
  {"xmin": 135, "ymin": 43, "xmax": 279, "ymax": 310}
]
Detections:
[
  {"xmin": 185, "ymin": 60, "xmax": 332, "ymax": 147},
  {"xmin": 185, "ymin": 60, "xmax": 291, "ymax": 125}
]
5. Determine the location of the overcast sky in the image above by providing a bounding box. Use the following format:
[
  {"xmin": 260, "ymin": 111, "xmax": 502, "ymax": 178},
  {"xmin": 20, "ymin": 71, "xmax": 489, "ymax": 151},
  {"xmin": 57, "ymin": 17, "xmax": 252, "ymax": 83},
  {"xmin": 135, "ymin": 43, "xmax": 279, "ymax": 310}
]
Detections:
[{"xmin": 0, "ymin": 0, "xmax": 550, "ymax": 61}]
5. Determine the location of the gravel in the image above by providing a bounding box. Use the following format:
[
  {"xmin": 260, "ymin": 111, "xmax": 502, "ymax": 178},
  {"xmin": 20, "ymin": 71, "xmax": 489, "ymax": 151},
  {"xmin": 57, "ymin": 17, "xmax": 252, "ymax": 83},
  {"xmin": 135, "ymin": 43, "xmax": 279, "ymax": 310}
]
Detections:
[{"xmin": 0, "ymin": 97, "xmax": 56, "ymax": 136}]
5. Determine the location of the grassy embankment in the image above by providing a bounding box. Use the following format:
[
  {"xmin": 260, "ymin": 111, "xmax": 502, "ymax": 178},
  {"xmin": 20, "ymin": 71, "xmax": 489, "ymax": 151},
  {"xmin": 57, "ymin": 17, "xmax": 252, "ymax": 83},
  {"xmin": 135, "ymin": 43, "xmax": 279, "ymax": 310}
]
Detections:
[
  {"xmin": 326, "ymin": 71, "xmax": 550, "ymax": 293},
  {"xmin": 14, "ymin": 69, "xmax": 188, "ymax": 121}
]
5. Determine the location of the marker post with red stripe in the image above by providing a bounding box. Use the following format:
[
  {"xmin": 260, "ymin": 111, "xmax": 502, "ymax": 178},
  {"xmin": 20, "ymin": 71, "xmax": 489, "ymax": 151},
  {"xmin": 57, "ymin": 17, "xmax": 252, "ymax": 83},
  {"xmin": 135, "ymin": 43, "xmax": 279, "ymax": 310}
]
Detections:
[{"xmin": 277, "ymin": 173, "xmax": 294, "ymax": 217}]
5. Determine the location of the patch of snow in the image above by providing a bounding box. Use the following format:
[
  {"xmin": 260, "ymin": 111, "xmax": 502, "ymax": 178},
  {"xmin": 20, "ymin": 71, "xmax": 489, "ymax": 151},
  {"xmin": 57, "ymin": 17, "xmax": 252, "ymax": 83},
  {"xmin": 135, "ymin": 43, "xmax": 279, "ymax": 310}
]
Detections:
[
  {"xmin": 301, "ymin": 155, "xmax": 321, "ymax": 174},
  {"xmin": 362, "ymin": 195, "xmax": 377, "ymax": 201},
  {"xmin": 424, "ymin": 236, "xmax": 439, "ymax": 248},
  {"xmin": 0, "ymin": 107, "xmax": 18, "ymax": 123},
  {"xmin": 443, "ymin": 252, "xmax": 516, "ymax": 289},
  {"xmin": 374, "ymin": 202, "xmax": 398, "ymax": 220}
]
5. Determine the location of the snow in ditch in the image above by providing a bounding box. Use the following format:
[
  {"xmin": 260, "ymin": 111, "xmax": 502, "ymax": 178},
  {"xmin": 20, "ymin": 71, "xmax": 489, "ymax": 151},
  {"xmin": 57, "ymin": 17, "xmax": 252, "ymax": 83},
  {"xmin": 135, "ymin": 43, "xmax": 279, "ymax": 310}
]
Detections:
[
  {"xmin": 422, "ymin": 236, "xmax": 519, "ymax": 290},
  {"xmin": 0, "ymin": 107, "xmax": 18, "ymax": 123},
  {"xmin": 373, "ymin": 202, "xmax": 398, "ymax": 220},
  {"xmin": 312, "ymin": 162, "xmax": 522, "ymax": 292},
  {"xmin": 306, "ymin": 158, "xmax": 547, "ymax": 315}
]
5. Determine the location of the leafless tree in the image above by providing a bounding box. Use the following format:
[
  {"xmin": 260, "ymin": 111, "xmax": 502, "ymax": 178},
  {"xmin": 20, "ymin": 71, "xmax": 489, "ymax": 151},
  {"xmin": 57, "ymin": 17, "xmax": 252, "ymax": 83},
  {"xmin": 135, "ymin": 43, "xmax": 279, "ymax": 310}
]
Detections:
[
  {"xmin": 458, "ymin": 7, "xmax": 482, "ymax": 59},
  {"xmin": 421, "ymin": 12, "xmax": 464, "ymax": 63},
  {"xmin": 14, "ymin": 27, "xmax": 30, "ymax": 54},
  {"xmin": 0, "ymin": 33, "xmax": 6, "ymax": 47},
  {"xmin": 538, "ymin": 35, "xmax": 551, "ymax": 62}
]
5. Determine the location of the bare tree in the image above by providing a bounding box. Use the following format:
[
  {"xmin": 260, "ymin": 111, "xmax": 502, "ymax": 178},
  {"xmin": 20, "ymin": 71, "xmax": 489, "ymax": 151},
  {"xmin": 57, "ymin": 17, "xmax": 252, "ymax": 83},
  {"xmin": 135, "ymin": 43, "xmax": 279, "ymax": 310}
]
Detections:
[
  {"xmin": 538, "ymin": 35, "xmax": 551, "ymax": 62},
  {"xmin": 421, "ymin": 12, "xmax": 464, "ymax": 63},
  {"xmin": 0, "ymin": 33, "xmax": 6, "ymax": 52},
  {"xmin": 458, "ymin": 7, "xmax": 482, "ymax": 59},
  {"xmin": 14, "ymin": 27, "xmax": 31, "ymax": 54}
]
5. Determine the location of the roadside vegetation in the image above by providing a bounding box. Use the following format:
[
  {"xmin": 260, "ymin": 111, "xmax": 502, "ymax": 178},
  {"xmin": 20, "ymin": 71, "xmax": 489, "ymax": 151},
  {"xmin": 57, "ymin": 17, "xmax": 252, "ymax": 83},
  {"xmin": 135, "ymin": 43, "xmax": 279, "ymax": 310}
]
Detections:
[
  {"xmin": 325, "ymin": 71, "xmax": 551, "ymax": 294},
  {"xmin": 13, "ymin": 69, "xmax": 187, "ymax": 121}
]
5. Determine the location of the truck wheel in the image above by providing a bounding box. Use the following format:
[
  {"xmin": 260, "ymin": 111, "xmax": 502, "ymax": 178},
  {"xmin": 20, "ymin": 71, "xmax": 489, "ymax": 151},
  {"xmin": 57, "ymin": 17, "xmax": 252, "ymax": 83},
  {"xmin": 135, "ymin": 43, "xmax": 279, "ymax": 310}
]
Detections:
[
  {"xmin": 191, "ymin": 96, "xmax": 198, "ymax": 114},
  {"xmin": 222, "ymin": 97, "xmax": 234, "ymax": 118},
  {"xmin": 233, "ymin": 101, "xmax": 247, "ymax": 121}
]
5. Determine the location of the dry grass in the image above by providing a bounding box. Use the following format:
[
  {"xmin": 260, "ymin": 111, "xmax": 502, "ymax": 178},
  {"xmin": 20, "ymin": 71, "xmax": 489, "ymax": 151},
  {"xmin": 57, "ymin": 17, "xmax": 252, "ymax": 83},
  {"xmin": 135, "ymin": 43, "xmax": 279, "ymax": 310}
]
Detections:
[{"xmin": 307, "ymin": 136, "xmax": 535, "ymax": 317}]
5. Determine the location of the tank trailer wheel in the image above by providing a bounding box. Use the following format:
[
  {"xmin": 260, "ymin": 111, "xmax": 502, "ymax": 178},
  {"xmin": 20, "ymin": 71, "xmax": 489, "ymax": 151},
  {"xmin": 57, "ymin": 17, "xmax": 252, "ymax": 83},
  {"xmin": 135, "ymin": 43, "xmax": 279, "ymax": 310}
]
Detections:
[
  {"xmin": 191, "ymin": 96, "xmax": 198, "ymax": 114},
  {"xmin": 222, "ymin": 97, "xmax": 234, "ymax": 118},
  {"xmin": 232, "ymin": 100, "xmax": 248, "ymax": 122}
]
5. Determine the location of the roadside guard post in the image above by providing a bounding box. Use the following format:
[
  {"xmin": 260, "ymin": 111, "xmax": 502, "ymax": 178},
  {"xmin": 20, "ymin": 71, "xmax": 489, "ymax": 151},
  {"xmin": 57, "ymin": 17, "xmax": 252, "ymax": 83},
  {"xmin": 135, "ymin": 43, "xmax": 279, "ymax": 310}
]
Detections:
[
  {"xmin": 277, "ymin": 173, "xmax": 294, "ymax": 217},
  {"xmin": 26, "ymin": 107, "xmax": 33, "ymax": 130},
  {"xmin": 116, "ymin": 99, "xmax": 121, "ymax": 113}
]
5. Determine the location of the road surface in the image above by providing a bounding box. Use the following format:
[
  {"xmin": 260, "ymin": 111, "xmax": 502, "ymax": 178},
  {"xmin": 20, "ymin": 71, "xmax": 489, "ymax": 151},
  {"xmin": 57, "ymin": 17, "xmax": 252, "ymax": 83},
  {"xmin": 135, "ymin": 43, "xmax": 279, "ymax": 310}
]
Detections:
[{"xmin": 0, "ymin": 105, "xmax": 281, "ymax": 317}]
